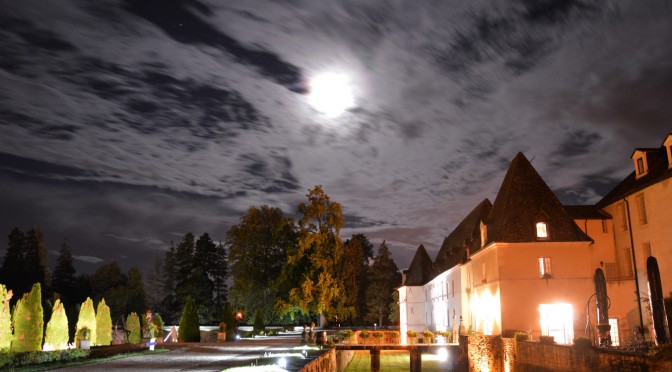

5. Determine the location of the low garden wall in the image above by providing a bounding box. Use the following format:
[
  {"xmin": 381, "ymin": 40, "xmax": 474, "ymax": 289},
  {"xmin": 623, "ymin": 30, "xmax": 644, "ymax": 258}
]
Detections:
[
  {"xmin": 301, "ymin": 348, "xmax": 337, "ymax": 372},
  {"xmin": 460, "ymin": 334, "xmax": 672, "ymax": 372}
]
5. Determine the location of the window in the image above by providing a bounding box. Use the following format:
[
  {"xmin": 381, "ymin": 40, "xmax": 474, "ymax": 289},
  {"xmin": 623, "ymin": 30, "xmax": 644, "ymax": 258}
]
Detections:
[
  {"xmin": 636, "ymin": 157, "xmax": 645, "ymax": 175},
  {"xmin": 642, "ymin": 242, "xmax": 651, "ymax": 259},
  {"xmin": 601, "ymin": 220, "xmax": 608, "ymax": 233},
  {"xmin": 618, "ymin": 203, "xmax": 628, "ymax": 231},
  {"xmin": 539, "ymin": 257, "xmax": 552, "ymax": 278},
  {"xmin": 536, "ymin": 222, "xmax": 549, "ymax": 239},
  {"xmin": 539, "ymin": 303, "xmax": 574, "ymax": 344},
  {"xmin": 452, "ymin": 279, "xmax": 455, "ymax": 298},
  {"xmin": 636, "ymin": 194, "xmax": 647, "ymax": 225},
  {"xmin": 482, "ymin": 263, "xmax": 487, "ymax": 283},
  {"xmin": 622, "ymin": 248, "xmax": 633, "ymax": 278},
  {"xmin": 609, "ymin": 318, "xmax": 620, "ymax": 346}
]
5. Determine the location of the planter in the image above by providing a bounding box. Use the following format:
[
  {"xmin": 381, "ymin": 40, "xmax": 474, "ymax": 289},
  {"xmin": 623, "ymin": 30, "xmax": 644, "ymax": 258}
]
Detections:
[
  {"xmin": 217, "ymin": 332, "xmax": 227, "ymax": 341},
  {"xmin": 80, "ymin": 340, "xmax": 90, "ymax": 350}
]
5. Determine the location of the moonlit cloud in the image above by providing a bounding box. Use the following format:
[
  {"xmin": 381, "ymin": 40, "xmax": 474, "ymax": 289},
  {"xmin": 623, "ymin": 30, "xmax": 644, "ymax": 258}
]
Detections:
[{"xmin": 0, "ymin": 0, "xmax": 670, "ymax": 273}]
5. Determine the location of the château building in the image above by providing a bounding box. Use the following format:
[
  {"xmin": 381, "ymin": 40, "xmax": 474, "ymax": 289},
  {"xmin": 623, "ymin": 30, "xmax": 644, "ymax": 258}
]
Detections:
[{"xmin": 398, "ymin": 133, "xmax": 672, "ymax": 345}]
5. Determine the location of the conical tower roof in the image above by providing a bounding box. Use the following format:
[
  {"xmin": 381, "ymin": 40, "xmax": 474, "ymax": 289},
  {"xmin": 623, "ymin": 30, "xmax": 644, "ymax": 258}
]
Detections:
[
  {"xmin": 403, "ymin": 244, "xmax": 433, "ymax": 286},
  {"xmin": 486, "ymin": 153, "xmax": 591, "ymax": 244}
]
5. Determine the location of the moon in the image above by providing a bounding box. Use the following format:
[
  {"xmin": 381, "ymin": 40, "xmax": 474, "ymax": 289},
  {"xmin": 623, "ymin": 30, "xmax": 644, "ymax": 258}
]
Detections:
[{"xmin": 307, "ymin": 72, "xmax": 355, "ymax": 118}]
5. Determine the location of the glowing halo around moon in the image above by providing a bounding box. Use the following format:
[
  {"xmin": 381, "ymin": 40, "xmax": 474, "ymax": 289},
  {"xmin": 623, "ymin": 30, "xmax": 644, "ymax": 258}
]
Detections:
[{"xmin": 307, "ymin": 72, "xmax": 355, "ymax": 118}]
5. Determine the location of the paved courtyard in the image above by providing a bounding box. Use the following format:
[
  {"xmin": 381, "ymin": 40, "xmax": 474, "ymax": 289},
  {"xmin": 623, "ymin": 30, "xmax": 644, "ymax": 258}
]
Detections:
[{"xmin": 54, "ymin": 335, "xmax": 314, "ymax": 372}]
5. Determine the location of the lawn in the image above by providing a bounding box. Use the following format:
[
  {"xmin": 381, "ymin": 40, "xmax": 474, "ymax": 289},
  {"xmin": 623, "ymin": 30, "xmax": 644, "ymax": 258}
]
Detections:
[{"xmin": 343, "ymin": 350, "xmax": 445, "ymax": 372}]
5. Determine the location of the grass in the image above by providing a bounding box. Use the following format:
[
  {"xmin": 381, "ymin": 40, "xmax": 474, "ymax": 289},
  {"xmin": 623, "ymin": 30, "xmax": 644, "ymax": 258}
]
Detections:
[
  {"xmin": 13, "ymin": 348, "xmax": 169, "ymax": 371},
  {"xmin": 343, "ymin": 351, "xmax": 444, "ymax": 372}
]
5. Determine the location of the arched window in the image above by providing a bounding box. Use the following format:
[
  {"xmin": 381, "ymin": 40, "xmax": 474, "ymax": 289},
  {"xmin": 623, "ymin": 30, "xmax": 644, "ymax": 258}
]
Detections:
[{"xmin": 536, "ymin": 222, "xmax": 548, "ymax": 239}]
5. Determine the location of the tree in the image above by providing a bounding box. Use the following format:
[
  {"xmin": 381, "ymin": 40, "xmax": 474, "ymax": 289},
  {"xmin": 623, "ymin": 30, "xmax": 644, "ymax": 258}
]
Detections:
[
  {"xmin": 44, "ymin": 299, "xmax": 69, "ymax": 350},
  {"xmin": 253, "ymin": 309, "xmax": 265, "ymax": 335},
  {"xmin": 145, "ymin": 255, "xmax": 165, "ymax": 311},
  {"xmin": 279, "ymin": 185, "xmax": 348, "ymax": 326},
  {"xmin": 221, "ymin": 302, "xmax": 236, "ymax": 340},
  {"xmin": 0, "ymin": 284, "xmax": 13, "ymax": 349},
  {"xmin": 178, "ymin": 296, "xmax": 200, "ymax": 342},
  {"xmin": 52, "ymin": 238, "xmax": 76, "ymax": 303},
  {"xmin": 96, "ymin": 299, "xmax": 112, "ymax": 346},
  {"xmin": 125, "ymin": 267, "xmax": 147, "ymax": 317},
  {"xmin": 389, "ymin": 291, "xmax": 399, "ymax": 324},
  {"xmin": 341, "ymin": 234, "xmax": 374, "ymax": 324},
  {"xmin": 159, "ymin": 242, "xmax": 178, "ymax": 323},
  {"xmin": 12, "ymin": 283, "xmax": 44, "ymax": 352},
  {"xmin": 1, "ymin": 228, "xmax": 27, "ymax": 297},
  {"xmin": 226, "ymin": 205, "xmax": 295, "ymax": 324},
  {"xmin": 365, "ymin": 241, "xmax": 401, "ymax": 326},
  {"xmin": 126, "ymin": 312, "xmax": 141, "ymax": 344},
  {"xmin": 76, "ymin": 297, "xmax": 97, "ymax": 346},
  {"xmin": 23, "ymin": 227, "xmax": 49, "ymax": 294}
]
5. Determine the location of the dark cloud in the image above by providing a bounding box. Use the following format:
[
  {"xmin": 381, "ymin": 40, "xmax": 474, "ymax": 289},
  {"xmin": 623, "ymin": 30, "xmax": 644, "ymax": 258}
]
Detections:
[
  {"xmin": 122, "ymin": 0, "xmax": 307, "ymax": 93},
  {"xmin": 555, "ymin": 130, "xmax": 603, "ymax": 157}
]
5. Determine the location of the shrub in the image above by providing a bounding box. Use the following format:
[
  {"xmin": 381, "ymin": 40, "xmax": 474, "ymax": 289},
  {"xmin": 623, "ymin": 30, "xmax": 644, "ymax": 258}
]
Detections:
[
  {"xmin": 406, "ymin": 329, "xmax": 417, "ymax": 338},
  {"xmin": 12, "ymin": 283, "xmax": 44, "ymax": 352},
  {"xmin": 95, "ymin": 299, "xmax": 112, "ymax": 346},
  {"xmin": 0, "ymin": 349, "xmax": 89, "ymax": 369},
  {"xmin": 573, "ymin": 337, "xmax": 593, "ymax": 349},
  {"xmin": 514, "ymin": 332, "xmax": 530, "ymax": 342},
  {"xmin": 149, "ymin": 314, "xmax": 164, "ymax": 338},
  {"xmin": 422, "ymin": 330, "xmax": 434, "ymax": 344},
  {"xmin": 44, "ymin": 299, "xmax": 69, "ymax": 350},
  {"xmin": 218, "ymin": 321, "xmax": 227, "ymax": 332},
  {"xmin": 75, "ymin": 297, "xmax": 97, "ymax": 346},
  {"xmin": 0, "ymin": 284, "xmax": 13, "ymax": 349},
  {"xmin": 342, "ymin": 329, "xmax": 354, "ymax": 342},
  {"xmin": 360, "ymin": 330, "xmax": 370, "ymax": 343},
  {"xmin": 126, "ymin": 312, "xmax": 141, "ymax": 344},
  {"xmin": 253, "ymin": 309, "xmax": 265, "ymax": 335},
  {"xmin": 539, "ymin": 335, "xmax": 555, "ymax": 345},
  {"xmin": 178, "ymin": 296, "xmax": 200, "ymax": 342},
  {"xmin": 373, "ymin": 331, "xmax": 384, "ymax": 343}
]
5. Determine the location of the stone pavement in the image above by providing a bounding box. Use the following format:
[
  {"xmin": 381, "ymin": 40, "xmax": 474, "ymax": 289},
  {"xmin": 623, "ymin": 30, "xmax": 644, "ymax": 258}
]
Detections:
[{"xmin": 53, "ymin": 334, "xmax": 313, "ymax": 371}]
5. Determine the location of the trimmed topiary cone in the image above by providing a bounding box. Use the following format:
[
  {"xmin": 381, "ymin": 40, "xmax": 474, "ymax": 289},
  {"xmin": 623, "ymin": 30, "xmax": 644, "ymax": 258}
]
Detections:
[
  {"xmin": 0, "ymin": 284, "xmax": 13, "ymax": 349},
  {"xmin": 11, "ymin": 283, "xmax": 44, "ymax": 352},
  {"xmin": 178, "ymin": 296, "xmax": 200, "ymax": 342},
  {"xmin": 95, "ymin": 299, "xmax": 112, "ymax": 346},
  {"xmin": 76, "ymin": 297, "xmax": 97, "ymax": 346},
  {"xmin": 44, "ymin": 299, "xmax": 69, "ymax": 350}
]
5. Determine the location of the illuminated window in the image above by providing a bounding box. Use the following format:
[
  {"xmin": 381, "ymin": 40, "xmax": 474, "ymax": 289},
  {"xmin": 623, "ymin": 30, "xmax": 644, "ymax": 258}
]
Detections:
[
  {"xmin": 539, "ymin": 303, "xmax": 574, "ymax": 344},
  {"xmin": 636, "ymin": 194, "xmax": 647, "ymax": 225},
  {"xmin": 609, "ymin": 318, "xmax": 620, "ymax": 346},
  {"xmin": 539, "ymin": 257, "xmax": 552, "ymax": 279},
  {"xmin": 536, "ymin": 222, "xmax": 548, "ymax": 239}
]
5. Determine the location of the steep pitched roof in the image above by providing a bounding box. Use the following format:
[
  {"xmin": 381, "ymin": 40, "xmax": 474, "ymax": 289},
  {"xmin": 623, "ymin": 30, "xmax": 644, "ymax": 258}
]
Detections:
[
  {"xmin": 564, "ymin": 205, "xmax": 612, "ymax": 220},
  {"xmin": 403, "ymin": 244, "xmax": 433, "ymax": 286},
  {"xmin": 598, "ymin": 146, "xmax": 672, "ymax": 207},
  {"xmin": 486, "ymin": 153, "xmax": 592, "ymax": 243},
  {"xmin": 434, "ymin": 199, "xmax": 491, "ymax": 274}
]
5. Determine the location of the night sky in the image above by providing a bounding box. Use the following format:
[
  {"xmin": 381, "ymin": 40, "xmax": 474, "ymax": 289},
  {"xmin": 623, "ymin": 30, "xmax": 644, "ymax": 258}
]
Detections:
[{"xmin": 1, "ymin": 0, "xmax": 671, "ymax": 274}]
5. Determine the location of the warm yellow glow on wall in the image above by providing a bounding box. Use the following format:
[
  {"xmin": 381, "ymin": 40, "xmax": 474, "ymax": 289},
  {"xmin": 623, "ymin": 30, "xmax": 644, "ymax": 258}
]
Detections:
[
  {"xmin": 539, "ymin": 303, "xmax": 574, "ymax": 344},
  {"xmin": 473, "ymin": 290, "xmax": 501, "ymax": 335}
]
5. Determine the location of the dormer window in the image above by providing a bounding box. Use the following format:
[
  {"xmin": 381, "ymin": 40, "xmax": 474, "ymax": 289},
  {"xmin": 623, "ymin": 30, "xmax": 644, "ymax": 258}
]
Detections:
[
  {"xmin": 536, "ymin": 222, "xmax": 549, "ymax": 239},
  {"xmin": 632, "ymin": 150, "xmax": 649, "ymax": 178},
  {"xmin": 664, "ymin": 134, "xmax": 672, "ymax": 169},
  {"xmin": 636, "ymin": 158, "xmax": 645, "ymax": 175}
]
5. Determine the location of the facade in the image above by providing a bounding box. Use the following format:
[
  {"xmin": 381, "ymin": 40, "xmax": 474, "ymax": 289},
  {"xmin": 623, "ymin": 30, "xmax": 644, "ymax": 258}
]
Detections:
[{"xmin": 399, "ymin": 134, "xmax": 672, "ymax": 346}]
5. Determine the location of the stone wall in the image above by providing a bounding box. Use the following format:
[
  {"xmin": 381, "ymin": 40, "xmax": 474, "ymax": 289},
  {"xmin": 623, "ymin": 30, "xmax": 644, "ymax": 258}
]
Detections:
[
  {"xmin": 467, "ymin": 334, "xmax": 504, "ymax": 372},
  {"xmin": 301, "ymin": 348, "xmax": 337, "ymax": 372},
  {"xmin": 516, "ymin": 341, "xmax": 672, "ymax": 372}
]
